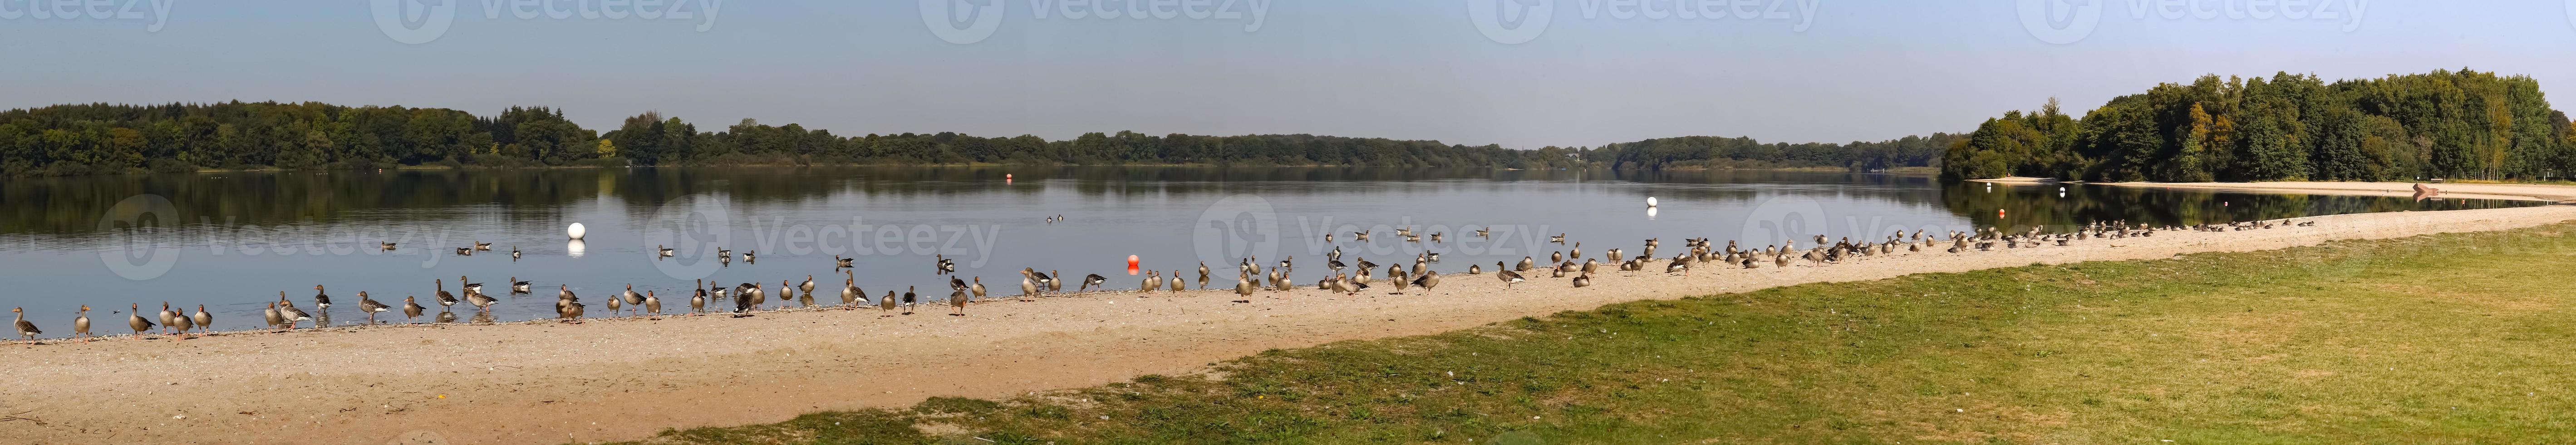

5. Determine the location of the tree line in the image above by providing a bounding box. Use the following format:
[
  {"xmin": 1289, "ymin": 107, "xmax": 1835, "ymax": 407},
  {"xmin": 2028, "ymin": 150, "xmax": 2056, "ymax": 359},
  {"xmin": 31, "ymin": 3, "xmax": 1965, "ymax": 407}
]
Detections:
[
  {"xmin": 1944, "ymin": 69, "xmax": 2574, "ymax": 182},
  {"xmin": 0, "ymin": 101, "xmax": 1951, "ymax": 177}
]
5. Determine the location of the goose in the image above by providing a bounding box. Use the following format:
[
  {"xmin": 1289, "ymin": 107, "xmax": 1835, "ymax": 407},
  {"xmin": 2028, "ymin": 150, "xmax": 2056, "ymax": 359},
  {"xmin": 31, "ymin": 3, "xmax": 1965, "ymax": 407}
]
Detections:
[
  {"xmin": 841, "ymin": 272, "xmax": 863, "ymax": 309},
  {"xmin": 380, "ymin": 242, "xmax": 398, "ymax": 251},
  {"xmin": 950, "ymin": 276, "xmax": 970, "ymax": 292},
  {"xmin": 1550, "ymin": 233, "xmax": 1567, "ymax": 243},
  {"xmin": 1170, "ymin": 271, "xmax": 1185, "ymax": 293},
  {"xmin": 1582, "ymin": 258, "xmax": 1599, "ymax": 275},
  {"xmin": 1020, "ymin": 275, "xmax": 1041, "ymax": 301},
  {"xmin": 657, "ymin": 245, "xmax": 675, "ymax": 257},
  {"xmin": 1234, "ymin": 273, "xmax": 1256, "ymax": 300},
  {"xmin": 467, "ymin": 288, "xmax": 499, "ymax": 312},
  {"xmin": 1327, "ymin": 258, "xmax": 1347, "ymax": 270},
  {"xmin": 510, "ymin": 246, "xmax": 521, "ymax": 260},
  {"xmin": 644, "ymin": 291, "xmax": 662, "ymax": 315},
  {"xmin": 1279, "ymin": 256, "xmax": 1293, "ymax": 270},
  {"xmin": 11, "ymin": 307, "xmax": 37, "ymax": 341},
  {"xmin": 1572, "ymin": 272, "xmax": 1593, "ymax": 287},
  {"xmin": 455, "ymin": 247, "xmax": 472, "ymax": 255},
  {"xmin": 1198, "ymin": 262, "xmax": 1212, "ymax": 289},
  {"xmin": 356, "ymin": 292, "xmax": 392, "ymax": 323},
  {"xmin": 312, "ymin": 285, "xmax": 333, "ymax": 309},
  {"xmin": 1774, "ymin": 252, "xmax": 1791, "ymax": 268},
  {"xmin": 1389, "ymin": 269, "xmax": 1410, "ymax": 294},
  {"xmin": 1429, "ymin": 232, "xmax": 1443, "ymax": 242},
  {"xmin": 1426, "ymin": 252, "xmax": 1441, "ymax": 262},
  {"xmin": 402, "ymin": 296, "xmax": 426, "ymax": 322},
  {"xmin": 878, "ymin": 290, "xmax": 898, "ymax": 316},
  {"xmin": 1666, "ymin": 258, "xmax": 1689, "ymax": 276},
  {"xmin": 275, "ymin": 294, "xmax": 310, "ymax": 330},
  {"xmin": 693, "ymin": 282, "xmax": 710, "ymax": 315},
  {"xmin": 627, "ymin": 285, "xmax": 650, "ymax": 314},
  {"xmin": 1411, "ymin": 271, "xmax": 1440, "ymax": 296},
  {"xmin": 1047, "ymin": 270, "xmax": 1064, "ymax": 293},
  {"xmin": 262, "ymin": 302, "xmax": 281, "ymax": 330},
  {"xmin": 474, "ymin": 241, "xmax": 493, "ymax": 250},
  {"xmin": 744, "ymin": 282, "xmax": 766, "ymax": 311},
  {"xmin": 1570, "ymin": 242, "xmax": 1583, "ymax": 260},
  {"xmin": 1324, "ymin": 233, "xmax": 1333, "ymax": 242},
  {"xmin": 1517, "ymin": 257, "xmax": 1534, "ymax": 272},
  {"xmin": 129, "ymin": 303, "xmax": 158, "ymax": 336},
  {"xmin": 166, "ymin": 307, "xmax": 197, "ymax": 335},
  {"xmin": 948, "ymin": 289, "xmax": 970, "ymax": 316},
  {"xmin": 1142, "ymin": 271, "xmax": 1161, "ymax": 294},
  {"xmin": 192, "ymin": 305, "xmax": 211, "ymax": 332},
  {"xmin": 777, "ymin": 280, "xmax": 797, "ymax": 310},
  {"xmin": 511, "ymin": 277, "xmax": 532, "ymax": 293},
  {"xmin": 901, "ymin": 286, "xmax": 919, "ymax": 315},
  {"xmin": 157, "ymin": 302, "xmax": 177, "ymax": 334},
  {"xmin": 742, "ymin": 250, "xmax": 757, "ymax": 262},
  {"xmin": 1274, "ymin": 272, "xmax": 1294, "ymax": 292},
  {"xmin": 460, "ymin": 276, "xmax": 485, "ymax": 295},
  {"xmin": 1327, "ymin": 246, "xmax": 1343, "ymax": 261},
  {"xmin": 558, "ymin": 284, "xmax": 578, "ymax": 305},
  {"xmin": 835, "ymin": 255, "xmax": 854, "ymax": 268},
  {"xmin": 730, "ymin": 283, "xmax": 756, "ymax": 315},
  {"xmin": 1495, "ymin": 262, "xmax": 1525, "ymax": 289},
  {"xmin": 72, "ymin": 305, "xmax": 92, "ymax": 341},
  {"xmin": 556, "ymin": 290, "xmax": 585, "ymax": 321},
  {"xmin": 1080, "ymin": 273, "xmax": 1108, "ymax": 292},
  {"xmin": 435, "ymin": 279, "xmax": 459, "ymax": 309},
  {"xmin": 1468, "ymin": 264, "xmax": 1482, "ymax": 275}
]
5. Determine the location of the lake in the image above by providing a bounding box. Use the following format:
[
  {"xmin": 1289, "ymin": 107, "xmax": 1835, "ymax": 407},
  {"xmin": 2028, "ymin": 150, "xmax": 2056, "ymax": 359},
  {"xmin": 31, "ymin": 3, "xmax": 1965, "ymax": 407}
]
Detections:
[{"xmin": 0, "ymin": 167, "xmax": 2532, "ymax": 335}]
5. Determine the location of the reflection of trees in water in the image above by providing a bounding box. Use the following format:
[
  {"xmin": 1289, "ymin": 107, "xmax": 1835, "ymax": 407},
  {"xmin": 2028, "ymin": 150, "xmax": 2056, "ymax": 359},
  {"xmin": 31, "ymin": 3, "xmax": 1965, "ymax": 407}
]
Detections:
[{"xmin": 1940, "ymin": 183, "xmax": 2538, "ymax": 232}]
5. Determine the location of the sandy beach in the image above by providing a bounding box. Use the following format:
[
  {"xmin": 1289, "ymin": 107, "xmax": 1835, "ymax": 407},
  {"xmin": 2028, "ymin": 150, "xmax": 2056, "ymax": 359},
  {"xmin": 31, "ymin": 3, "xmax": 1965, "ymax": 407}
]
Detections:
[
  {"xmin": 6, "ymin": 187, "xmax": 2576, "ymax": 444},
  {"xmin": 1974, "ymin": 178, "xmax": 2576, "ymax": 203}
]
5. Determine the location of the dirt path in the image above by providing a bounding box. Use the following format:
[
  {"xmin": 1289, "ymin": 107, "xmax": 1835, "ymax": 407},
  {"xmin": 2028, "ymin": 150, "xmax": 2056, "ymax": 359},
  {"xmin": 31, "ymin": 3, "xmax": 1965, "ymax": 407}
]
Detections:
[{"xmin": 6, "ymin": 203, "xmax": 2573, "ymax": 445}]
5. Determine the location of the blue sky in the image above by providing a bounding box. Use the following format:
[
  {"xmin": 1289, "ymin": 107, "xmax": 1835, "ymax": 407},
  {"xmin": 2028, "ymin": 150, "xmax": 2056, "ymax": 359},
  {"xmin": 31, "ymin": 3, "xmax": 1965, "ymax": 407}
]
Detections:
[{"xmin": 2, "ymin": 0, "xmax": 2571, "ymax": 148}]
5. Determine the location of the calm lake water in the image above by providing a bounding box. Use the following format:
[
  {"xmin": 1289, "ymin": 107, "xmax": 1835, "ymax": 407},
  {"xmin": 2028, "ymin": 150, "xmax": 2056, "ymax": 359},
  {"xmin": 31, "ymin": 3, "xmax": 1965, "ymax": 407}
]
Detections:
[{"xmin": 0, "ymin": 167, "xmax": 2534, "ymax": 335}]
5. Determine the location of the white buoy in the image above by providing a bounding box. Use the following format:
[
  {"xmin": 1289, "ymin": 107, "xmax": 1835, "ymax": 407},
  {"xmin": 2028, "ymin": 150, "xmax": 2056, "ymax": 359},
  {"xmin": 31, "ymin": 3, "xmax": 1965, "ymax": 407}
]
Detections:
[
  {"xmin": 1646, "ymin": 197, "xmax": 1659, "ymax": 207},
  {"xmin": 565, "ymin": 239, "xmax": 587, "ymax": 257},
  {"xmin": 567, "ymin": 222, "xmax": 588, "ymax": 240}
]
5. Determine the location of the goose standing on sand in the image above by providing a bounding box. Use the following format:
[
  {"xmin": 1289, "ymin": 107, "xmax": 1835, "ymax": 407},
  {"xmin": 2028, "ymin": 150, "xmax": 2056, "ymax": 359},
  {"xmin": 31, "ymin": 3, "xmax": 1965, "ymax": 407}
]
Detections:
[
  {"xmin": 901, "ymin": 286, "xmax": 919, "ymax": 315},
  {"xmin": 129, "ymin": 303, "xmax": 157, "ymax": 336},
  {"xmin": 801, "ymin": 275, "xmax": 818, "ymax": 297},
  {"xmin": 1234, "ymin": 272, "xmax": 1257, "ymax": 300},
  {"xmin": 402, "ymin": 296, "xmax": 426, "ymax": 322},
  {"xmin": 12, "ymin": 307, "xmax": 38, "ymax": 341},
  {"xmin": 644, "ymin": 291, "xmax": 662, "ymax": 315},
  {"xmin": 971, "ymin": 277, "xmax": 988, "ymax": 301},
  {"xmin": 276, "ymin": 294, "xmax": 311, "ymax": 330},
  {"xmin": 732, "ymin": 284, "xmax": 756, "ymax": 315},
  {"xmin": 1170, "ymin": 271, "xmax": 1185, "ymax": 293},
  {"xmin": 1020, "ymin": 274, "xmax": 1041, "ymax": 301},
  {"xmin": 841, "ymin": 272, "xmax": 862, "ymax": 309},
  {"xmin": 262, "ymin": 302, "xmax": 282, "ymax": 330},
  {"xmin": 878, "ymin": 290, "xmax": 898, "ymax": 316},
  {"xmin": 556, "ymin": 290, "xmax": 585, "ymax": 321},
  {"xmin": 72, "ymin": 305, "xmax": 92, "ymax": 341},
  {"xmin": 467, "ymin": 287, "xmax": 499, "ymax": 312},
  {"xmin": 1080, "ymin": 273, "xmax": 1108, "ymax": 292},
  {"xmin": 1389, "ymin": 269, "xmax": 1410, "ymax": 294},
  {"xmin": 604, "ymin": 287, "xmax": 623, "ymax": 316},
  {"xmin": 1412, "ymin": 271, "xmax": 1440, "ymax": 296},
  {"xmin": 778, "ymin": 280, "xmax": 798, "ymax": 310},
  {"xmin": 1495, "ymin": 262, "xmax": 1525, "ymax": 289},
  {"xmin": 1572, "ymin": 272, "xmax": 1593, "ymax": 288},
  {"xmin": 192, "ymin": 305, "xmax": 211, "ymax": 332},
  {"xmin": 312, "ymin": 285, "xmax": 332, "ymax": 310},
  {"xmin": 1468, "ymin": 263, "xmax": 1482, "ymax": 275},
  {"xmin": 745, "ymin": 282, "xmax": 767, "ymax": 311},
  {"xmin": 1142, "ymin": 271, "xmax": 1162, "ymax": 294},
  {"xmin": 1048, "ymin": 270, "xmax": 1064, "ymax": 293},
  {"xmin": 156, "ymin": 302, "xmax": 177, "ymax": 334},
  {"xmin": 949, "ymin": 289, "xmax": 970, "ymax": 316},
  {"xmin": 435, "ymin": 279, "xmax": 459, "ymax": 310},
  {"xmin": 626, "ymin": 285, "xmax": 649, "ymax": 314},
  {"xmin": 1517, "ymin": 257, "xmax": 1534, "ymax": 272},
  {"xmin": 1667, "ymin": 257, "xmax": 1690, "ymax": 276},
  {"xmin": 693, "ymin": 283, "xmax": 709, "ymax": 315},
  {"xmin": 168, "ymin": 303, "xmax": 196, "ymax": 334},
  {"xmin": 355, "ymin": 292, "xmax": 391, "ymax": 323}
]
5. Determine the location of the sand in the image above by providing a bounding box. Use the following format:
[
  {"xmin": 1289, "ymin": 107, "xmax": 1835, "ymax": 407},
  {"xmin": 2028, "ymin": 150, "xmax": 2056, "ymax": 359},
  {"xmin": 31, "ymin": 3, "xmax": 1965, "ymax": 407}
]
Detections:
[
  {"xmin": 6, "ymin": 187, "xmax": 2576, "ymax": 444},
  {"xmin": 1974, "ymin": 178, "xmax": 2576, "ymax": 203}
]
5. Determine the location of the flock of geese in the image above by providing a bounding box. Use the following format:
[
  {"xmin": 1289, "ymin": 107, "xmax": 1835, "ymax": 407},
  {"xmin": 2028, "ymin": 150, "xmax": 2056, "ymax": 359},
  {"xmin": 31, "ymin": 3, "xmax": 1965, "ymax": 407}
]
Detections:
[{"xmin": 8, "ymin": 218, "xmax": 2320, "ymax": 342}]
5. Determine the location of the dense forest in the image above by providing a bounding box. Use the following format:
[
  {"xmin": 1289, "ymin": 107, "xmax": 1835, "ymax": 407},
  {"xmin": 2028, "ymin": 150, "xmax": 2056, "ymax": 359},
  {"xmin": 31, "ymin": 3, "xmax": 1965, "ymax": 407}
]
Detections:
[
  {"xmin": 1944, "ymin": 69, "xmax": 2576, "ymax": 182},
  {"xmin": 0, "ymin": 102, "xmax": 1942, "ymax": 177}
]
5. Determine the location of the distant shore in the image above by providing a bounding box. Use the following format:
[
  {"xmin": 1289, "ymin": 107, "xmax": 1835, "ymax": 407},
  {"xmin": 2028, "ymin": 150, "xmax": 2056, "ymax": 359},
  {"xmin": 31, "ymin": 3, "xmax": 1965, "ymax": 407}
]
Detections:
[{"xmin": 1971, "ymin": 177, "xmax": 2576, "ymax": 203}]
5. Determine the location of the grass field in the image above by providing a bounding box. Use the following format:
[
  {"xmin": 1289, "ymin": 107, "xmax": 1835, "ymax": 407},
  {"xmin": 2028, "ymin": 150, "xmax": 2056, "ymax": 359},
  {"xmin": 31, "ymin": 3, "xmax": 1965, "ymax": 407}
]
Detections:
[{"xmin": 609, "ymin": 224, "xmax": 2576, "ymax": 445}]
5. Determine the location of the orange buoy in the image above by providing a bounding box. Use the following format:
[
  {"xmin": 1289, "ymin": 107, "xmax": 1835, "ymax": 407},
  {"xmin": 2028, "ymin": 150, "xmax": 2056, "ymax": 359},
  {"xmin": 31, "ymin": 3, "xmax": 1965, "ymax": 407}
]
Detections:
[{"xmin": 1127, "ymin": 255, "xmax": 1141, "ymax": 275}]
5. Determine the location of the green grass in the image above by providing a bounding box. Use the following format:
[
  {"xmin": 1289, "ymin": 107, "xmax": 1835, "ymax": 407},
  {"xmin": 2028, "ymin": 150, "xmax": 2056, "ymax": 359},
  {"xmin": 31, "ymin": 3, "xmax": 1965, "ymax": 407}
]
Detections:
[{"xmin": 608, "ymin": 224, "xmax": 2576, "ymax": 445}]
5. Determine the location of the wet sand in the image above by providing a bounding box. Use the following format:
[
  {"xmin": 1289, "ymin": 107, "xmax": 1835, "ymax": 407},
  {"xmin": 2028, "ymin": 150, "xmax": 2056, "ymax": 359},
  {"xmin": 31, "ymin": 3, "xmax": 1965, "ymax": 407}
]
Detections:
[{"xmin": 5, "ymin": 197, "xmax": 2575, "ymax": 444}]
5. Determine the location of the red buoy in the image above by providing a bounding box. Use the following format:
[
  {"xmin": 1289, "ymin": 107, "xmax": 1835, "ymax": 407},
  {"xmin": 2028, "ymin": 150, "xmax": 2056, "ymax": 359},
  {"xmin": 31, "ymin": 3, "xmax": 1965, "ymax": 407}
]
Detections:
[{"xmin": 1127, "ymin": 255, "xmax": 1141, "ymax": 275}]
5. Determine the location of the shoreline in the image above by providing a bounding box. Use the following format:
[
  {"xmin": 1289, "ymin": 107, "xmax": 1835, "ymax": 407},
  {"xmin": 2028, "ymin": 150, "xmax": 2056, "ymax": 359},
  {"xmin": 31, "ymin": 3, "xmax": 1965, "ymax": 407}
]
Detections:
[
  {"xmin": 1970, "ymin": 177, "xmax": 2576, "ymax": 203},
  {"xmin": 9, "ymin": 203, "xmax": 2576, "ymax": 444}
]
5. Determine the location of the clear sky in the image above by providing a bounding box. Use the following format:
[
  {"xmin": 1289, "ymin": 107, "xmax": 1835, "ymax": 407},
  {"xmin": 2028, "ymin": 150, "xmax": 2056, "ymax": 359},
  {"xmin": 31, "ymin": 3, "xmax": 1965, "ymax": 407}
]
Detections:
[{"xmin": 2, "ymin": 0, "xmax": 2569, "ymax": 148}]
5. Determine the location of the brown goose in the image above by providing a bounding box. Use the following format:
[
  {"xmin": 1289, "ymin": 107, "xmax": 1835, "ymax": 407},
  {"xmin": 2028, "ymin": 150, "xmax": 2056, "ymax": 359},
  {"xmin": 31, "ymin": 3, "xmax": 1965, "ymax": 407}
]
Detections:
[
  {"xmin": 948, "ymin": 288, "xmax": 970, "ymax": 316},
  {"xmin": 128, "ymin": 303, "xmax": 157, "ymax": 336},
  {"xmin": 275, "ymin": 293, "xmax": 311, "ymax": 330},
  {"xmin": 262, "ymin": 302, "xmax": 281, "ymax": 330},
  {"xmin": 777, "ymin": 280, "xmax": 796, "ymax": 311},
  {"xmin": 604, "ymin": 287, "xmax": 623, "ymax": 316},
  {"xmin": 801, "ymin": 275, "xmax": 818, "ymax": 297},
  {"xmin": 841, "ymin": 272, "xmax": 862, "ymax": 309},
  {"xmin": 312, "ymin": 285, "xmax": 332, "ymax": 310},
  {"xmin": 12, "ymin": 307, "xmax": 38, "ymax": 341},
  {"xmin": 435, "ymin": 279, "xmax": 459, "ymax": 310},
  {"xmin": 73, "ymin": 305, "xmax": 92, "ymax": 341},
  {"xmin": 878, "ymin": 290, "xmax": 898, "ymax": 316},
  {"xmin": 1198, "ymin": 262, "xmax": 1211, "ymax": 289},
  {"xmin": 644, "ymin": 291, "xmax": 662, "ymax": 315},
  {"xmin": 156, "ymin": 302, "xmax": 178, "ymax": 334},
  {"xmin": 191, "ymin": 305, "xmax": 211, "ymax": 333},
  {"xmin": 693, "ymin": 279, "xmax": 710, "ymax": 315},
  {"xmin": 467, "ymin": 287, "xmax": 498, "ymax": 312},
  {"xmin": 555, "ymin": 291, "xmax": 585, "ymax": 322},
  {"xmin": 1412, "ymin": 271, "xmax": 1440, "ymax": 296},
  {"xmin": 1234, "ymin": 272, "xmax": 1256, "ymax": 300},
  {"xmin": 1170, "ymin": 271, "xmax": 1185, "ymax": 293},
  {"xmin": 356, "ymin": 292, "xmax": 392, "ymax": 323},
  {"xmin": 626, "ymin": 284, "xmax": 649, "ymax": 314},
  {"xmin": 1495, "ymin": 262, "xmax": 1525, "ymax": 290},
  {"xmin": 1572, "ymin": 272, "xmax": 1592, "ymax": 288},
  {"xmin": 402, "ymin": 296, "xmax": 426, "ymax": 322},
  {"xmin": 971, "ymin": 277, "xmax": 988, "ymax": 301}
]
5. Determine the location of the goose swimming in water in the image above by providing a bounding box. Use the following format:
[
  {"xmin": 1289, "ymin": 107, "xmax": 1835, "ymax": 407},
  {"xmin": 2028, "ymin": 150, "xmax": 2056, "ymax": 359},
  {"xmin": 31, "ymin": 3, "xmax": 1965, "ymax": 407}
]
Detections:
[
  {"xmin": 474, "ymin": 241, "xmax": 492, "ymax": 251},
  {"xmin": 511, "ymin": 246, "xmax": 521, "ymax": 260},
  {"xmin": 380, "ymin": 242, "xmax": 398, "ymax": 251},
  {"xmin": 657, "ymin": 245, "xmax": 675, "ymax": 257},
  {"xmin": 511, "ymin": 277, "xmax": 532, "ymax": 293}
]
